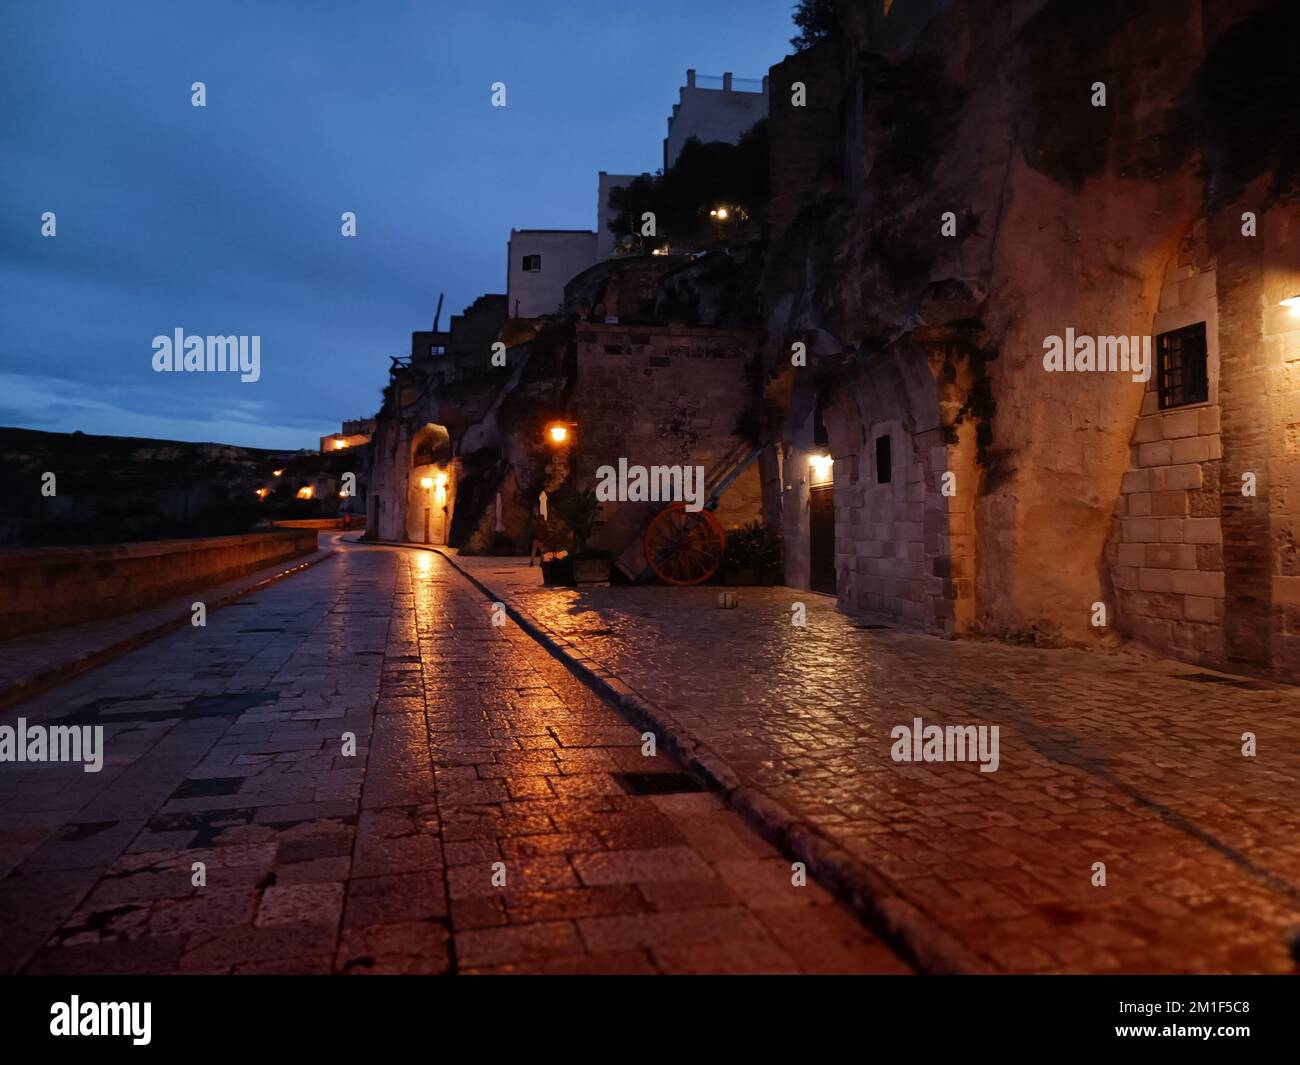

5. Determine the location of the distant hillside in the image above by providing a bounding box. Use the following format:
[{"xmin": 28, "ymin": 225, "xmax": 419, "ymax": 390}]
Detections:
[{"xmin": 0, "ymin": 426, "xmax": 360, "ymax": 547}]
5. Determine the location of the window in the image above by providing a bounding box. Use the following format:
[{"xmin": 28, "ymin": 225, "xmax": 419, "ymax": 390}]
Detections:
[
  {"xmin": 521, "ymin": 254, "xmax": 542, "ymax": 272},
  {"xmin": 875, "ymin": 434, "xmax": 892, "ymax": 484},
  {"xmin": 1156, "ymin": 322, "xmax": 1208, "ymax": 410}
]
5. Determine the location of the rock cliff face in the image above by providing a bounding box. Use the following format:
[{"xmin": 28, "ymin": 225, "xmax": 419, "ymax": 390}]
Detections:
[{"xmin": 762, "ymin": 0, "xmax": 1300, "ymax": 673}]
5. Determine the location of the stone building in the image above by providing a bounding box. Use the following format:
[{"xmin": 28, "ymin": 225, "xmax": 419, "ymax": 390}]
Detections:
[
  {"xmin": 372, "ymin": 235, "xmax": 753, "ymax": 554},
  {"xmin": 759, "ymin": 0, "xmax": 1300, "ymax": 680},
  {"xmin": 319, "ymin": 417, "xmax": 374, "ymax": 454},
  {"xmin": 365, "ymin": 255, "xmax": 763, "ymax": 564},
  {"xmin": 506, "ymin": 229, "xmax": 597, "ymax": 318},
  {"xmin": 664, "ymin": 69, "xmax": 769, "ymax": 170}
]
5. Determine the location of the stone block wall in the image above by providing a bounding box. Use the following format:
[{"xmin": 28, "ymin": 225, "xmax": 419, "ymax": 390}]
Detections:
[
  {"xmin": 1110, "ymin": 245, "xmax": 1225, "ymax": 664},
  {"xmin": 797, "ymin": 344, "xmax": 975, "ymax": 635},
  {"xmin": 1262, "ymin": 212, "xmax": 1300, "ymax": 677},
  {"xmin": 0, "ymin": 530, "xmax": 317, "ymax": 639},
  {"xmin": 570, "ymin": 323, "xmax": 762, "ymax": 559}
]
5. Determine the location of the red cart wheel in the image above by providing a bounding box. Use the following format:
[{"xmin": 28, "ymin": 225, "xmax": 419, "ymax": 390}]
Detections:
[{"xmin": 643, "ymin": 503, "xmax": 727, "ymax": 585}]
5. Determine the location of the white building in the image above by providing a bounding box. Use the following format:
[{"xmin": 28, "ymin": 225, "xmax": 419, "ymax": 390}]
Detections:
[
  {"xmin": 506, "ymin": 229, "xmax": 597, "ymax": 318},
  {"xmin": 663, "ymin": 69, "xmax": 768, "ymax": 170}
]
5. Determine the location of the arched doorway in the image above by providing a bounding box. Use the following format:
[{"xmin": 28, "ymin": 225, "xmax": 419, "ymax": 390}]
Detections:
[
  {"xmin": 407, "ymin": 423, "xmax": 454, "ymax": 544},
  {"xmin": 808, "ymin": 402, "xmax": 836, "ymax": 595}
]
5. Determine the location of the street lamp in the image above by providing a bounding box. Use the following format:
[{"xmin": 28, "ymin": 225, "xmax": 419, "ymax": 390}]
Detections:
[
  {"xmin": 545, "ymin": 422, "xmax": 571, "ymax": 446},
  {"xmin": 808, "ymin": 453, "xmax": 834, "ymax": 486}
]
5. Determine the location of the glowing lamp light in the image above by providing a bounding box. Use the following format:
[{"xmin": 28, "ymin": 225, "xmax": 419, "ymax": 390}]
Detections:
[
  {"xmin": 333, "ymin": 438, "xmax": 347, "ymax": 450},
  {"xmin": 255, "ymin": 488, "xmax": 268, "ymax": 499},
  {"xmin": 808, "ymin": 453, "xmax": 834, "ymax": 485},
  {"xmin": 272, "ymin": 469, "xmax": 284, "ymax": 477},
  {"xmin": 296, "ymin": 486, "xmax": 314, "ymax": 499},
  {"xmin": 1282, "ymin": 295, "xmax": 1300, "ymax": 318},
  {"xmin": 420, "ymin": 477, "xmax": 434, "ymax": 490},
  {"xmin": 546, "ymin": 423, "xmax": 570, "ymax": 446},
  {"xmin": 710, "ymin": 206, "xmax": 730, "ymax": 220},
  {"xmin": 434, "ymin": 472, "xmax": 448, "ymax": 489}
]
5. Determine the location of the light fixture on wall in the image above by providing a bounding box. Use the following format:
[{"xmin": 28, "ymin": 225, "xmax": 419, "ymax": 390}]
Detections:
[
  {"xmin": 1282, "ymin": 294, "xmax": 1300, "ymax": 318},
  {"xmin": 808, "ymin": 453, "xmax": 834, "ymax": 486},
  {"xmin": 420, "ymin": 477, "xmax": 434, "ymax": 490},
  {"xmin": 545, "ymin": 422, "xmax": 572, "ymax": 446}
]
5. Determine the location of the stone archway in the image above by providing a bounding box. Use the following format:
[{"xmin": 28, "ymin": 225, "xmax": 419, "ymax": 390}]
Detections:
[{"xmin": 406, "ymin": 423, "xmax": 454, "ymax": 545}]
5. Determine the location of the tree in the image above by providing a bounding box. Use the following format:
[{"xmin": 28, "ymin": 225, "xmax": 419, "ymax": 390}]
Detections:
[
  {"xmin": 791, "ymin": 0, "xmax": 837, "ymax": 51},
  {"xmin": 607, "ymin": 120, "xmax": 769, "ymax": 251}
]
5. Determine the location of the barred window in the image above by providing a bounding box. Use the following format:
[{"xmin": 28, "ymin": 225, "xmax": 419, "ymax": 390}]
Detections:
[{"xmin": 1156, "ymin": 323, "xmax": 1209, "ymax": 410}]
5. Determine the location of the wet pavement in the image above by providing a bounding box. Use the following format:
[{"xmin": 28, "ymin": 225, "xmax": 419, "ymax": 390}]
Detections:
[
  {"xmin": 0, "ymin": 535, "xmax": 907, "ymax": 975},
  {"xmin": 451, "ymin": 555, "xmax": 1300, "ymax": 974}
]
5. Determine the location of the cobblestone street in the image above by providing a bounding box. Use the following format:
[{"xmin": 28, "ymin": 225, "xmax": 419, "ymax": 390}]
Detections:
[
  {"xmin": 452, "ymin": 556, "xmax": 1300, "ymax": 974},
  {"xmin": 0, "ymin": 535, "xmax": 905, "ymax": 975}
]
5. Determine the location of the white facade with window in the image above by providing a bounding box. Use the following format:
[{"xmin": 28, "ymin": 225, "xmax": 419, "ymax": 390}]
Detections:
[{"xmin": 506, "ymin": 229, "xmax": 597, "ymax": 318}]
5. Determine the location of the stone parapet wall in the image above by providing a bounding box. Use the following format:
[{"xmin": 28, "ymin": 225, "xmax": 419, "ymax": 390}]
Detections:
[{"xmin": 0, "ymin": 529, "xmax": 317, "ymax": 639}]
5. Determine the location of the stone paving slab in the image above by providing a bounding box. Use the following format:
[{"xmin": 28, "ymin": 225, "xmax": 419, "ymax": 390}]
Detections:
[
  {"xmin": 0, "ymin": 546, "xmax": 335, "ymax": 711},
  {"xmin": 446, "ymin": 554, "xmax": 1300, "ymax": 974},
  {"xmin": 0, "ymin": 535, "xmax": 908, "ymax": 975}
]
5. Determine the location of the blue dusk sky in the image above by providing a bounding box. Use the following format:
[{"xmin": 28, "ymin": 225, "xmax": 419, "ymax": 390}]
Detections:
[{"xmin": 0, "ymin": 0, "xmax": 797, "ymax": 449}]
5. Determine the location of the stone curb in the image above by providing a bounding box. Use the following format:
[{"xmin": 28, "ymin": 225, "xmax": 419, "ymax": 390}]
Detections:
[
  {"xmin": 0, "ymin": 550, "xmax": 336, "ymax": 714},
  {"xmin": 422, "ymin": 544, "xmax": 991, "ymax": 975}
]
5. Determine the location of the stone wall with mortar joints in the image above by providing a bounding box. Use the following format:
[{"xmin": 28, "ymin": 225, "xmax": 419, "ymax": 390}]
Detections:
[
  {"xmin": 1257, "ymin": 205, "xmax": 1300, "ymax": 677},
  {"xmin": 0, "ymin": 530, "xmax": 318, "ymax": 639},
  {"xmin": 1108, "ymin": 244, "xmax": 1225, "ymax": 666},
  {"xmin": 807, "ymin": 344, "xmax": 965, "ymax": 634},
  {"xmin": 569, "ymin": 324, "xmax": 762, "ymax": 557}
]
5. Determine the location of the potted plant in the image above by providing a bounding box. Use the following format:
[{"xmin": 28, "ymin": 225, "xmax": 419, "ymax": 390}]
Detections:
[
  {"xmin": 539, "ymin": 517, "xmax": 573, "ymax": 586},
  {"xmin": 555, "ymin": 487, "xmax": 610, "ymax": 585},
  {"xmin": 722, "ymin": 521, "xmax": 783, "ymax": 585}
]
